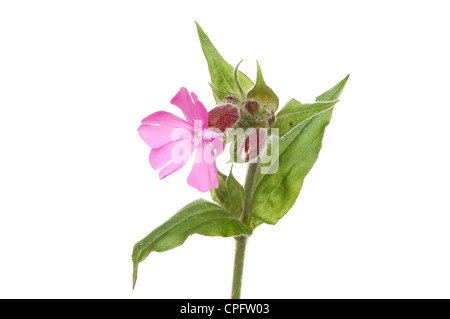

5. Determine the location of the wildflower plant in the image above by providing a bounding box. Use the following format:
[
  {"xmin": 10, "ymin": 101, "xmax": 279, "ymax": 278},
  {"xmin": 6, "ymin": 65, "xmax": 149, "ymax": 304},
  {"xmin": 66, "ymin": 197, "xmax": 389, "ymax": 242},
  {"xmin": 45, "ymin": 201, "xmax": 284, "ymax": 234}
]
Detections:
[{"xmin": 132, "ymin": 22, "xmax": 348, "ymax": 298}]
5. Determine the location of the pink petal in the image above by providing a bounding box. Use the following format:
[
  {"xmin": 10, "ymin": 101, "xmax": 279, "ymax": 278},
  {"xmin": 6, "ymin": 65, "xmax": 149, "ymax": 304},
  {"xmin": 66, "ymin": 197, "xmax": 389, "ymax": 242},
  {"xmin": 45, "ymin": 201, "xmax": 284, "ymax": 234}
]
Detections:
[
  {"xmin": 187, "ymin": 143, "xmax": 220, "ymax": 192},
  {"xmin": 156, "ymin": 139, "xmax": 194, "ymax": 179},
  {"xmin": 187, "ymin": 162, "xmax": 215, "ymax": 192},
  {"xmin": 209, "ymin": 160, "xmax": 219, "ymax": 189},
  {"xmin": 159, "ymin": 161, "xmax": 187, "ymax": 180},
  {"xmin": 202, "ymin": 128, "xmax": 223, "ymax": 141},
  {"xmin": 170, "ymin": 88, "xmax": 208, "ymax": 128},
  {"xmin": 149, "ymin": 139, "xmax": 188, "ymax": 170},
  {"xmin": 210, "ymin": 137, "xmax": 225, "ymax": 158},
  {"xmin": 202, "ymin": 129, "xmax": 225, "ymax": 158},
  {"xmin": 190, "ymin": 92, "xmax": 209, "ymax": 129},
  {"xmin": 138, "ymin": 111, "xmax": 191, "ymax": 149},
  {"xmin": 141, "ymin": 111, "xmax": 191, "ymax": 129}
]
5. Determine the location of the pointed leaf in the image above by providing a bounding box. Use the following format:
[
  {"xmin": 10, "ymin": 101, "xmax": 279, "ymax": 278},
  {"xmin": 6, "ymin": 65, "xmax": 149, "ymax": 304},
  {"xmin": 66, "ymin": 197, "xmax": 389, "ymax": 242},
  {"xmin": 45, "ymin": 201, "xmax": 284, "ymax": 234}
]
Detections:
[
  {"xmin": 210, "ymin": 168, "xmax": 245, "ymax": 218},
  {"xmin": 209, "ymin": 83, "xmax": 239, "ymax": 104},
  {"xmin": 251, "ymin": 111, "xmax": 333, "ymax": 225},
  {"xmin": 225, "ymin": 167, "xmax": 245, "ymax": 217},
  {"xmin": 274, "ymin": 99, "xmax": 339, "ymax": 137},
  {"xmin": 316, "ymin": 74, "xmax": 349, "ymax": 102},
  {"xmin": 234, "ymin": 60, "xmax": 246, "ymax": 98},
  {"xmin": 210, "ymin": 170, "xmax": 227, "ymax": 206},
  {"xmin": 250, "ymin": 76, "xmax": 348, "ymax": 225},
  {"xmin": 132, "ymin": 199, "xmax": 252, "ymax": 288},
  {"xmin": 247, "ymin": 61, "xmax": 279, "ymax": 112},
  {"xmin": 196, "ymin": 22, "xmax": 254, "ymax": 100}
]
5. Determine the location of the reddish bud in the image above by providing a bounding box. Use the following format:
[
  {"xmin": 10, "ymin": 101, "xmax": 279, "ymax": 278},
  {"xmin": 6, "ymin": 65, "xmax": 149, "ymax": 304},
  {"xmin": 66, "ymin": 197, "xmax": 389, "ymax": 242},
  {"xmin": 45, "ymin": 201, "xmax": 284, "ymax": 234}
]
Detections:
[
  {"xmin": 240, "ymin": 128, "xmax": 267, "ymax": 161},
  {"xmin": 268, "ymin": 115, "xmax": 276, "ymax": 127},
  {"xmin": 224, "ymin": 95, "xmax": 240, "ymax": 104},
  {"xmin": 208, "ymin": 104, "xmax": 240, "ymax": 132},
  {"xmin": 245, "ymin": 100, "xmax": 260, "ymax": 115}
]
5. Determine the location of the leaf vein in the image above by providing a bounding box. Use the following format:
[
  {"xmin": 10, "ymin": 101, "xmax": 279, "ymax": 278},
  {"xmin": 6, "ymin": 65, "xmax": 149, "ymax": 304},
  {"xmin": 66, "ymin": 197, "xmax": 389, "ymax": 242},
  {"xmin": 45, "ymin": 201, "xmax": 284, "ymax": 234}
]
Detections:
[{"xmin": 252, "ymin": 133, "xmax": 323, "ymax": 215}]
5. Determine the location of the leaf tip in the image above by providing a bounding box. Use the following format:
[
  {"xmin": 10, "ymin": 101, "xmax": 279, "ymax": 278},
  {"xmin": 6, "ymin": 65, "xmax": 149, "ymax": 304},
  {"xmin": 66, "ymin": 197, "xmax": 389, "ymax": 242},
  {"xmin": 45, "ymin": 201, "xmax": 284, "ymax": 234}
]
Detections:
[
  {"xmin": 256, "ymin": 60, "xmax": 262, "ymax": 74},
  {"xmin": 132, "ymin": 248, "xmax": 140, "ymax": 290},
  {"xmin": 343, "ymin": 74, "xmax": 350, "ymax": 83},
  {"xmin": 229, "ymin": 164, "xmax": 234, "ymax": 175},
  {"xmin": 339, "ymin": 74, "xmax": 350, "ymax": 88},
  {"xmin": 132, "ymin": 269, "xmax": 137, "ymax": 290},
  {"xmin": 254, "ymin": 60, "xmax": 267, "ymax": 86},
  {"xmin": 195, "ymin": 21, "xmax": 204, "ymax": 36}
]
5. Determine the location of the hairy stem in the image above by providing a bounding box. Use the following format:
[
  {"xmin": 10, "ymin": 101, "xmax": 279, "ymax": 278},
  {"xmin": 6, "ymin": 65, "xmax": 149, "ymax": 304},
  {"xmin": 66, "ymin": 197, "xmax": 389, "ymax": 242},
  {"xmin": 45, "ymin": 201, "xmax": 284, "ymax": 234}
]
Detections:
[
  {"xmin": 231, "ymin": 162, "xmax": 258, "ymax": 299},
  {"xmin": 231, "ymin": 236, "xmax": 247, "ymax": 299}
]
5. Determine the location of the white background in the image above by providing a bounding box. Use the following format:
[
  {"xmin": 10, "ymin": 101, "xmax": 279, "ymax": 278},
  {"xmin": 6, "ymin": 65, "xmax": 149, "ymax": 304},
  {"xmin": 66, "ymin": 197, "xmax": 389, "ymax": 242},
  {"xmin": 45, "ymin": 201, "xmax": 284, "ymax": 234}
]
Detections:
[{"xmin": 1, "ymin": 1, "xmax": 449, "ymax": 299}]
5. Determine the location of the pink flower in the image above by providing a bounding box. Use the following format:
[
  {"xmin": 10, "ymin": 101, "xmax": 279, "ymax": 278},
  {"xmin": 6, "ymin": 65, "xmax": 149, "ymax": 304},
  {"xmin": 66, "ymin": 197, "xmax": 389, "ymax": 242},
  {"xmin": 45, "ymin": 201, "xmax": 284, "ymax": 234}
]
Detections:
[{"xmin": 138, "ymin": 88, "xmax": 224, "ymax": 192}]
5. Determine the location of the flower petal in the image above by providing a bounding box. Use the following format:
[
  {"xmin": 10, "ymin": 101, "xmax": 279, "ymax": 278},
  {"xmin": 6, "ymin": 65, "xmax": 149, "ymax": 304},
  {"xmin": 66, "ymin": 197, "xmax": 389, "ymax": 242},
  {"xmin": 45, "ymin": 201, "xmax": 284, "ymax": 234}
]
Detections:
[
  {"xmin": 210, "ymin": 138, "xmax": 225, "ymax": 158},
  {"xmin": 187, "ymin": 162, "xmax": 213, "ymax": 192},
  {"xmin": 149, "ymin": 139, "xmax": 188, "ymax": 170},
  {"xmin": 190, "ymin": 92, "xmax": 209, "ymax": 129},
  {"xmin": 170, "ymin": 88, "xmax": 208, "ymax": 128},
  {"xmin": 159, "ymin": 161, "xmax": 186, "ymax": 180},
  {"xmin": 208, "ymin": 159, "xmax": 219, "ymax": 189},
  {"xmin": 187, "ymin": 143, "xmax": 219, "ymax": 192},
  {"xmin": 138, "ymin": 111, "xmax": 191, "ymax": 149},
  {"xmin": 202, "ymin": 128, "xmax": 223, "ymax": 141},
  {"xmin": 141, "ymin": 111, "xmax": 191, "ymax": 129},
  {"xmin": 203, "ymin": 129, "xmax": 225, "ymax": 158},
  {"xmin": 156, "ymin": 139, "xmax": 194, "ymax": 179}
]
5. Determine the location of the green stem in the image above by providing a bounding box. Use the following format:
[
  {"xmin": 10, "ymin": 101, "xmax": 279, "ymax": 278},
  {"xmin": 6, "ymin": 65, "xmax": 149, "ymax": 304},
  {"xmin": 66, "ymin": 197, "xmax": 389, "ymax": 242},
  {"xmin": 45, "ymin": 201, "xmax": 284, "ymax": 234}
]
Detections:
[
  {"xmin": 231, "ymin": 162, "xmax": 258, "ymax": 299},
  {"xmin": 242, "ymin": 162, "xmax": 258, "ymax": 224},
  {"xmin": 231, "ymin": 236, "xmax": 247, "ymax": 299}
]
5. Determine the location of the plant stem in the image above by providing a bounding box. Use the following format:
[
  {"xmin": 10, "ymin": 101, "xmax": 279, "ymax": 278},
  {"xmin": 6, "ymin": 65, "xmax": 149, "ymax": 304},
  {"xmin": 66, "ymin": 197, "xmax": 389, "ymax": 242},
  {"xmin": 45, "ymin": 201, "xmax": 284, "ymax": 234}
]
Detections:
[
  {"xmin": 242, "ymin": 162, "xmax": 259, "ymax": 224},
  {"xmin": 231, "ymin": 236, "xmax": 247, "ymax": 299},
  {"xmin": 231, "ymin": 162, "xmax": 258, "ymax": 299}
]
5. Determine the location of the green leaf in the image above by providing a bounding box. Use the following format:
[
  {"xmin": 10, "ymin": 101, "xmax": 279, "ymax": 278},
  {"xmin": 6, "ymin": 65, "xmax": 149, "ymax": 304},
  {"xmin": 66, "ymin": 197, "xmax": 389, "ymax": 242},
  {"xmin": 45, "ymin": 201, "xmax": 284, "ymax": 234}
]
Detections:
[
  {"xmin": 251, "ymin": 112, "xmax": 333, "ymax": 225},
  {"xmin": 196, "ymin": 22, "xmax": 254, "ymax": 101},
  {"xmin": 225, "ymin": 167, "xmax": 245, "ymax": 217},
  {"xmin": 249, "ymin": 216, "xmax": 265, "ymax": 229},
  {"xmin": 208, "ymin": 83, "xmax": 239, "ymax": 104},
  {"xmin": 247, "ymin": 61, "xmax": 279, "ymax": 112},
  {"xmin": 250, "ymin": 75, "xmax": 348, "ymax": 225},
  {"xmin": 274, "ymin": 99, "xmax": 339, "ymax": 137},
  {"xmin": 210, "ymin": 168, "xmax": 245, "ymax": 217},
  {"xmin": 210, "ymin": 170, "xmax": 228, "ymax": 206},
  {"xmin": 132, "ymin": 199, "xmax": 252, "ymax": 288},
  {"xmin": 316, "ymin": 74, "xmax": 349, "ymax": 102},
  {"xmin": 234, "ymin": 60, "xmax": 246, "ymax": 98}
]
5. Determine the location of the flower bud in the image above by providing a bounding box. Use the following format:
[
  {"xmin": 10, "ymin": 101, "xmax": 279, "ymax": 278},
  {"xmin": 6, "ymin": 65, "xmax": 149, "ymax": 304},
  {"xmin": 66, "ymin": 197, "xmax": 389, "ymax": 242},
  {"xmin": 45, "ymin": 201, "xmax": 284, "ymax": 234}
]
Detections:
[
  {"xmin": 224, "ymin": 95, "xmax": 240, "ymax": 105},
  {"xmin": 244, "ymin": 100, "xmax": 260, "ymax": 115},
  {"xmin": 239, "ymin": 128, "xmax": 267, "ymax": 161},
  {"xmin": 268, "ymin": 115, "xmax": 276, "ymax": 127},
  {"xmin": 208, "ymin": 104, "xmax": 240, "ymax": 132}
]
